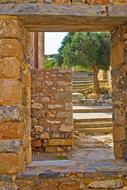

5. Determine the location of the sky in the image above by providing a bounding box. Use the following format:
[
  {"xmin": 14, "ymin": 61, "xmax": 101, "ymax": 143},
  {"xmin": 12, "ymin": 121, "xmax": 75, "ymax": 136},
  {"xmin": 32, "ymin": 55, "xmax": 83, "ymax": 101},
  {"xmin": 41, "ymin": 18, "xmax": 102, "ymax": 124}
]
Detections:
[{"xmin": 45, "ymin": 32, "xmax": 67, "ymax": 55}]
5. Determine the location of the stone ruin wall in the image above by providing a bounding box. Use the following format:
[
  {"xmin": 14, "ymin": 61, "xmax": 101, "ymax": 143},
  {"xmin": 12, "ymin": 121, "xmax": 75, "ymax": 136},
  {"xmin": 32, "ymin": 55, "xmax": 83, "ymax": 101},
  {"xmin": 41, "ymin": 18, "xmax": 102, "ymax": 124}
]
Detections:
[
  {"xmin": 0, "ymin": 16, "xmax": 31, "ymax": 175},
  {"xmin": 111, "ymin": 25, "xmax": 127, "ymax": 159},
  {"xmin": 0, "ymin": 0, "xmax": 127, "ymax": 4},
  {"xmin": 31, "ymin": 69, "xmax": 73, "ymax": 153}
]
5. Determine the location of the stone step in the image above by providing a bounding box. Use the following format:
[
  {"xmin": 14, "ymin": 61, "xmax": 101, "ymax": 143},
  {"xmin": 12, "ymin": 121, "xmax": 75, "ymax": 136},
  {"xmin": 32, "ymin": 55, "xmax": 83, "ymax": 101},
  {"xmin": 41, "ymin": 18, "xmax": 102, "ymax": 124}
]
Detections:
[
  {"xmin": 73, "ymin": 112, "xmax": 112, "ymax": 123},
  {"xmin": 73, "ymin": 80, "xmax": 93, "ymax": 85},
  {"xmin": 74, "ymin": 127, "xmax": 113, "ymax": 135},
  {"xmin": 74, "ymin": 102, "xmax": 112, "ymax": 106},
  {"xmin": 74, "ymin": 121, "xmax": 113, "ymax": 129},
  {"xmin": 73, "ymin": 106, "xmax": 113, "ymax": 113},
  {"xmin": 73, "ymin": 83, "xmax": 93, "ymax": 88}
]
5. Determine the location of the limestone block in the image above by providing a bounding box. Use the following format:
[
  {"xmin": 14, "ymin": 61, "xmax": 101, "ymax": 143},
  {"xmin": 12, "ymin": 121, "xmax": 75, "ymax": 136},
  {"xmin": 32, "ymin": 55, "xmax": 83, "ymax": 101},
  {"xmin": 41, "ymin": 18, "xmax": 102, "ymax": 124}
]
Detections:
[
  {"xmin": 32, "ymin": 140, "xmax": 42, "ymax": 147},
  {"xmin": 113, "ymin": 126, "xmax": 125, "ymax": 141},
  {"xmin": 59, "ymin": 125, "xmax": 73, "ymax": 132},
  {"xmin": 48, "ymin": 139, "xmax": 73, "ymax": 146},
  {"xmin": 65, "ymin": 103, "xmax": 73, "ymax": 111},
  {"xmin": 59, "ymin": 181, "xmax": 81, "ymax": 190},
  {"xmin": 0, "ymin": 80, "xmax": 22, "ymax": 105},
  {"xmin": 0, "ymin": 140, "xmax": 23, "ymax": 153},
  {"xmin": 88, "ymin": 179, "xmax": 123, "ymax": 189},
  {"xmin": 0, "ymin": 122, "xmax": 25, "ymax": 139},
  {"xmin": 0, "ymin": 39, "xmax": 24, "ymax": 61},
  {"xmin": 111, "ymin": 40, "xmax": 124, "ymax": 68},
  {"xmin": 57, "ymin": 112, "xmax": 72, "ymax": 118},
  {"xmin": 114, "ymin": 141, "xmax": 123, "ymax": 159},
  {"xmin": 0, "ymin": 105, "xmax": 23, "ymax": 122},
  {"xmin": 40, "ymin": 132, "xmax": 49, "ymax": 139},
  {"xmin": 0, "ymin": 151, "xmax": 25, "ymax": 175},
  {"xmin": 0, "ymin": 57, "xmax": 20, "ymax": 79},
  {"xmin": 0, "ymin": 17, "xmax": 21, "ymax": 38},
  {"xmin": 31, "ymin": 103, "xmax": 43, "ymax": 109},
  {"xmin": 34, "ymin": 180, "xmax": 57, "ymax": 190},
  {"xmin": 25, "ymin": 145, "xmax": 32, "ymax": 164}
]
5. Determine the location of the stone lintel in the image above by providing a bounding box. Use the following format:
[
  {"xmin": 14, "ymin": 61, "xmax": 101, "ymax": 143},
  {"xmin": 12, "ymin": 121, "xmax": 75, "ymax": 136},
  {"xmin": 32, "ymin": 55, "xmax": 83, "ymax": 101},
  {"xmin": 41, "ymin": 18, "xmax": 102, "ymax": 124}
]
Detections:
[{"xmin": 0, "ymin": 4, "xmax": 127, "ymax": 31}]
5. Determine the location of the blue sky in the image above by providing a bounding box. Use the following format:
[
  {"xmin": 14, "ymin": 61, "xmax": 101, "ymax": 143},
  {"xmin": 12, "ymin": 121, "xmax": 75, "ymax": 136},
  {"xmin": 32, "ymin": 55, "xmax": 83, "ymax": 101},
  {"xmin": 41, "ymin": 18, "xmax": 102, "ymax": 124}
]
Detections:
[{"xmin": 45, "ymin": 32, "xmax": 67, "ymax": 55}]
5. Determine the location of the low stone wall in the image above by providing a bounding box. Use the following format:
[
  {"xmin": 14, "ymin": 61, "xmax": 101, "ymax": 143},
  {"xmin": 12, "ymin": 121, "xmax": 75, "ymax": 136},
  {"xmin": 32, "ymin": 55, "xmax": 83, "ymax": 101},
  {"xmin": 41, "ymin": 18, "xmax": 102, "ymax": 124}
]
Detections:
[
  {"xmin": 1, "ymin": 159, "xmax": 127, "ymax": 190},
  {"xmin": 0, "ymin": 0, "xmax": 127, "ymax": 4},
  {"xmin": 31, "ymin": 69, "xmax": 73, "ymax": 153}
]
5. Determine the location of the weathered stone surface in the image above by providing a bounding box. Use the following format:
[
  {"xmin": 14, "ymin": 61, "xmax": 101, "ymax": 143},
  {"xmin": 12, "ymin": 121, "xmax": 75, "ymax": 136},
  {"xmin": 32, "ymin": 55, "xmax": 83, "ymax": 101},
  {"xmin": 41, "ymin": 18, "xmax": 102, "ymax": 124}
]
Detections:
[
  {"xmin": 0, "ymin": 140, "xmax": 23, "ymax": 153},
  {"xmin": 0, "ymin": 17, "xmax": 21, "ymax": 38},
  {"xmin": 113, "ymin": 126, "xmax": 125, "ymax": 141},
  {"xmin": 0, "ymin": 39, "xmax": 24, "ymax": 61},
  {"xmin": 0, "ymin": 4, "xmax": 127, "ymax": 32},
  {"xmin": 88, "ymin": 179, "xmax": 123, "ymax": 189},
  {"xmin": 0, "ymin": 16, "xmax": 31, "ymax": 176},
  {"xmin": 59, "ymin": 125, "xmax": 73, "ymax": 132},
  {"xmin": 34, "ymin": 180, "xmax": 57, "ymax": 190},
  {"xmin": 0, "ymin": 151, "xmax": 25, "ymax": 174},
  {"xmin": 48, "ymin": 139, "xmax": 74, "ymax": 146},
  {"xmin": 0, "ymin": 105, "xmax": 22, "ymax": 122},
  {"xmin": 111, "ymin": 25, "xmax": 127, "ymax": 159},
  {"xmin": 0, "ymin": 58, "xmax": 20, "ymax": 79},
  {"xmin": 31, "ymin": 69, "xmax": 73, "ymax": 152},
  {"xmin": 0, "ymin": 122, "xmax": 25, "ymax": 139},
  {"xmin": 0, "ymin": 80, "xmax": 22, "ymax": 105}
]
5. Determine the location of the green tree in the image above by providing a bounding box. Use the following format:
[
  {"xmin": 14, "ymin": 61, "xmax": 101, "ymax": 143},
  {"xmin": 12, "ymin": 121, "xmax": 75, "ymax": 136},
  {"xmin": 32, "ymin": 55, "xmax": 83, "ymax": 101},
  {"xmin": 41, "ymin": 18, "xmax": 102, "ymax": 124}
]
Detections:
[
  {"xmin": 44, "ymin": 58, "xmax": 56, "ymax": 68},
  {"xmin": 62, "ymin": 32, "xmax": 110, "ymax": 94},
  {"xmin": 56, "ymin": 32, "xmax": 75, "ymax": 66}
]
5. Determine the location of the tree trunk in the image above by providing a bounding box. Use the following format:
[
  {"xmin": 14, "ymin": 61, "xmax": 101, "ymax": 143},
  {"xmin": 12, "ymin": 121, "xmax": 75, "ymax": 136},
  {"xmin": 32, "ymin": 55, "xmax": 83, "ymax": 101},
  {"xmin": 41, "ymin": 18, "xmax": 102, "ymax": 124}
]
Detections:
[{"xmin": 93, "ymin": 65, "xmax": 100, "ymax": 95}]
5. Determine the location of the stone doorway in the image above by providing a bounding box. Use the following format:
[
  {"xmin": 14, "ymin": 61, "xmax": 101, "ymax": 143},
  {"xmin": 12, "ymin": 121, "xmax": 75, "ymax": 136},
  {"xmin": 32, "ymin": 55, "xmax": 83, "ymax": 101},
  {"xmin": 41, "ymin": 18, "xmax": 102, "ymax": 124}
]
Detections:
[{"xmin": 0, "ymin": 2, "xmax": 127, "ymax": 183}]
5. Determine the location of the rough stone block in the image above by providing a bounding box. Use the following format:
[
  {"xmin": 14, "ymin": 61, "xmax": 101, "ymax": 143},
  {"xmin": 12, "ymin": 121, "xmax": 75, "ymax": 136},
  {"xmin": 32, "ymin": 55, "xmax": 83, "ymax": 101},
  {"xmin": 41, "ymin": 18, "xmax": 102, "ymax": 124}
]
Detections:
[
  {"xmin": 0, "ymin": 122, "xmax": 25, "ymax": 139},
  {"xmin": 0, "ymin": 57, "xmax": 20, "ymax": 79},
  {"xmin": 48, "ymin": 139, "xmax": 73, "ymax": 146},
  {"xmin": 114, "ymin": 141, "xmax": 123, "ymax": 159},
  {"xmin": 0, "ymin": 105, "xmax": 23, "ymax": 122},
  {"xmin": 25, "ymin": 145, "xmax": 32, "ymax": 164},
  {"xmin": 0, "ymin": 151, "xmax": 25, "ymax": 175},
  {"xmin": 113, "ymin": 126, "xmax": 125, "ymax": 141},
  {"xmin": 0, "ymin": 80, "xmax": 22, "ymax": 105},
  {"xmin": 59, "ymin": 125, "xmax": 73, "ymax": 132},
  {"xmin": 0, "ymin": 140, "xmax": 23, "ymax": 153},
  {"xmin": 0, "ymin": 39, "xmax": 24, "ymax": 61},
  {"xmin": 111, "ymin": 40, "xmax": 124, "ymax": 68},
  {"xmin": 0, "ymin": 17, "xmax": 21, "ymax": 38},
  {"xmin": 34, "ymin": 180, "xmax": 57, "ymax": 190},
  {"xmin": 88, "ymin": 179, "xmax": 123, "ymax": 189}
]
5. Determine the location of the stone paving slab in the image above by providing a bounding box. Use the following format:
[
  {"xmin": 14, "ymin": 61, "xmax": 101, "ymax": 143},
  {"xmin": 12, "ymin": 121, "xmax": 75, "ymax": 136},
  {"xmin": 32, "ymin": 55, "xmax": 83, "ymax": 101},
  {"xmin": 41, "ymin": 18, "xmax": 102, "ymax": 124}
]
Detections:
[{"xmin": 18, "ymin": 159, "xmax": 127, "ymax": 179}]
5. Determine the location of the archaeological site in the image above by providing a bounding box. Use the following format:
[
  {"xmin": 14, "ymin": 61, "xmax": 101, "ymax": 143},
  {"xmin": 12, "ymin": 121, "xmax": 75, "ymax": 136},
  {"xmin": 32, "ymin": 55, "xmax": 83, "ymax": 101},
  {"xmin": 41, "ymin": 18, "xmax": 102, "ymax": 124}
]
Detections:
[{"xmin": 0, "ymin": 0, "xmax": 127, "ymax": 189}]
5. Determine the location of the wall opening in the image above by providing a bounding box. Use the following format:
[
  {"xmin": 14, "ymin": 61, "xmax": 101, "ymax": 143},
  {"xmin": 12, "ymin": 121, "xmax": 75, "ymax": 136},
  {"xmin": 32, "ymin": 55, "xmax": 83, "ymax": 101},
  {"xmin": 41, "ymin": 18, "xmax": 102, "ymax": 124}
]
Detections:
[{"xmin": 31, "ymin": 31, "xmax": 114, "ymax": 162}]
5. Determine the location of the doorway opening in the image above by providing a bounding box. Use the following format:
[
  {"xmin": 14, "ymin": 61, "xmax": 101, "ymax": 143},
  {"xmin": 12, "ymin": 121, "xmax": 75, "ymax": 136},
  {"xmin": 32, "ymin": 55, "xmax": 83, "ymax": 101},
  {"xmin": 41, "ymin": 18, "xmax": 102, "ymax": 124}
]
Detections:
[{"xmin": 31, "ymin": 31, "xmax": 113, "ymax": 162}]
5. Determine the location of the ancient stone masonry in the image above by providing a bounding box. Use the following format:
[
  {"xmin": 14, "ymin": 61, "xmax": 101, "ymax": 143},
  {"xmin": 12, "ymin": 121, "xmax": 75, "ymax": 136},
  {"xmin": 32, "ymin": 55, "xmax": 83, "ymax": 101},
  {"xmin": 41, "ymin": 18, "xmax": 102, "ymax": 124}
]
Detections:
[
  {"xmin": 0, "ymin": 0, "xmax": 127, "ymax": 4},
  {"xmin": 31, "ymin": 69, "xmax": 73, "ymax": 153},
  {"xmin": 0, "ymin": 16, "xmax": 31, "ymax": 175},
  {"xmin": 111, "ymin": 24, "xmax": 127, "ymax": 159}
]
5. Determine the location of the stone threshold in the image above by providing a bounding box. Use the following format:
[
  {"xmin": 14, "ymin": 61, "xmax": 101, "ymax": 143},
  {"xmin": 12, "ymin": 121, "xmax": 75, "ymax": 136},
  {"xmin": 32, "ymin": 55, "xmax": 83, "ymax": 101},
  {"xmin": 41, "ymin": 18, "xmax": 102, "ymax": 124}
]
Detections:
[
  {"xmin": 17, "ymin": 159, "xmax": 127, "ymax": 179},
  {"xmin": 1, "ymin": 160, "xmax": 127, "ymax": 189}
]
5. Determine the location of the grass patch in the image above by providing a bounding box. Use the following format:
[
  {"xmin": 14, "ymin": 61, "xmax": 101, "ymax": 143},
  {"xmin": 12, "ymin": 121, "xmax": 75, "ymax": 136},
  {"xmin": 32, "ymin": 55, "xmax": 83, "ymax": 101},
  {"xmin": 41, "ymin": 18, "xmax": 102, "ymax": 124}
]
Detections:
[{"xmin": 54, "ymin": 154, "xmax": 69, "ymax": 160}]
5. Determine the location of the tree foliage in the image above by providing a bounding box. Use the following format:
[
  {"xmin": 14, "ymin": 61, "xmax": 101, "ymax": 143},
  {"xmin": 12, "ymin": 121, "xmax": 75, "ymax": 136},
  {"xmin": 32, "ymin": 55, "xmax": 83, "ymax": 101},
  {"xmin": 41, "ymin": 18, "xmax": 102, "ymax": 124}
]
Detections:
[{"xmin": 60, "ymin": 32, "xmax": 110, "ymax": 71}]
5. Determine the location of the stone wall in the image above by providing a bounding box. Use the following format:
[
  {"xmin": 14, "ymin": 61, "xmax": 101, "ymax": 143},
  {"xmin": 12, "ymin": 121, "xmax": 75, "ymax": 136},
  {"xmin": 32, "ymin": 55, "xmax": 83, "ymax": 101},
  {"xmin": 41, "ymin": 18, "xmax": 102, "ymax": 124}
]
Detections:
[
  {"xmin": 0, "ymin": 16, "xmax": 31, "ymax": 175},
  {"xmin": 0, "ymin": 0, "xmax": 127, "ymax": 4},
  {"xmin": 111, "ymin": 24, "xmax": 127, "ymax": 159},
  {"xmin": 31, "ymin": 69, "xmax": 73, "ymax": 153}
]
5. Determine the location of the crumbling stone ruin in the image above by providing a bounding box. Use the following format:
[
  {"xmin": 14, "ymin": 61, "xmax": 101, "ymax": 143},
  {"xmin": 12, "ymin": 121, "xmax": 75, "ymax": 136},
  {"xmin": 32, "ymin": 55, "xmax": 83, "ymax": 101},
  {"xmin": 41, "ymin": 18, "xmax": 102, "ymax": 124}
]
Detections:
[{"xmin": 0, "ymin": 0, "xmax": 127, "ymax": 189}]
